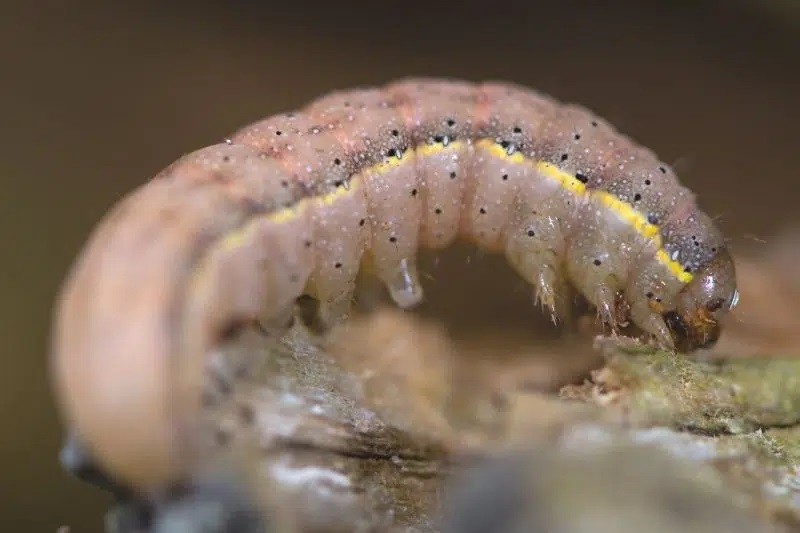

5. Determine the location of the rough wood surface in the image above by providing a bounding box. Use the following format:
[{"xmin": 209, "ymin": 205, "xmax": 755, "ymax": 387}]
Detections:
[{"xmin": 71, "ymin": 238, "xmax": 800, "ymax": 533}]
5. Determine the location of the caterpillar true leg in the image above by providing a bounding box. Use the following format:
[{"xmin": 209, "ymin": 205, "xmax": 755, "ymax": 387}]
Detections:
[
  {"xmin": 632, "ymin": 307, "xmax": 676, "ymax": 350},
  {"xmin": 532, "ymin": 264, "xmax": 573, "ymax": 326},
  {"xmin": 593, "ymin": 282, "xmax": 623, "ymax": 334}
]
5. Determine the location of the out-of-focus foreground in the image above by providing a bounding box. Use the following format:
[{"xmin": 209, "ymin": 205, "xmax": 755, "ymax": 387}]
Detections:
[{"xmin": 1, "ymin": 1, "xmax": 799, "ymax": 531}]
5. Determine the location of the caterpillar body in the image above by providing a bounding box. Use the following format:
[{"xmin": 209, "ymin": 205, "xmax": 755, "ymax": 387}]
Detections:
[{"xmin": 51, "ymin": 78, "xmax": 738, "ymax": 492}]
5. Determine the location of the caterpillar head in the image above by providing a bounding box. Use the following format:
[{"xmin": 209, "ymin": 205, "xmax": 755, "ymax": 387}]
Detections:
[{"xmin": 664, "ymin": 247, "xmax": 738, "ymax": 352}]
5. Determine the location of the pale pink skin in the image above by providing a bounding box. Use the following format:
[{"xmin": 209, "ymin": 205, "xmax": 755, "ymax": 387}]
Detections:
[{"xmin": 51, "ymin": 78, "xmax": 736, "ymax": 493}]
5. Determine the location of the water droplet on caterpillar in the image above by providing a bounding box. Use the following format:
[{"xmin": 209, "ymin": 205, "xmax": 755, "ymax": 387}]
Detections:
[{"xmin": 386, "ymin": 258, "xmax": 424, "ymax": 308}]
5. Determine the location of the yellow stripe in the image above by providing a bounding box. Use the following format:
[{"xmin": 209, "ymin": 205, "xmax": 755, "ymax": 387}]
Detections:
[
  {"xmin": 217, "ymin": 138, "xmax": 693, "ymax": 285},
  {"xmin": 656, "ymin": 249, "xmax": 694, "ymax": 283},
  {"xmin": 535, "ymin": 161, "xmax": 586, "ymax": 196},
  {"xmin": 219, "ymin": 227, "xmax": 249, "ymax": 251},
  {"xmin": 475, "ymin": 138, "xmax": 526, "ymax": 164},
  {"xmin": 372, "ymin": 149, "xmax": 415, "ymax": 174},
  {"xmin": 264, "ymin": 176, "xmax": 364, "ymax": 227},
  {"xmin": 221, "ymin": 214, "xmax": 269, "ymax": 251},
  {"xmin": 315, "ymin": 176, "xmax": 361, "ymax": 207},
  {"xmin": 593, "ymin": 191, "xmax": 660, "ymax": 240},
  {"xmin": 267, "ymin": 201, "xmax": 307, "ymax": 224},
  {"xmin": 417, "ymin": 140, "xmax": 464, "ymax": 157}
]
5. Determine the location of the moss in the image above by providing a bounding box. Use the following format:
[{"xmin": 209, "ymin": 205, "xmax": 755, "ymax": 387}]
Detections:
[
  {"xmin": 592, "ymin": 339, "xmax": 800, "ymax": 434},
  {"xmin": 558, "ymin": 338, "xmax": 800, "ymax": 528},
  {"xmin": 761, "ymin": 426, "xmax": 800, "ymax": 464}
]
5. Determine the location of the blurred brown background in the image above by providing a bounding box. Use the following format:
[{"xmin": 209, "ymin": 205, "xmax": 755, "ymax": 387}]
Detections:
[{"xmin": 1, "ymin": 1, "xmax": 798, "ymax": 530}]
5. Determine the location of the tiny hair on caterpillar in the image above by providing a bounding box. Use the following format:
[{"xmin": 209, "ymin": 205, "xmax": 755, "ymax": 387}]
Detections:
[{"xmin": 51, "ymin": 78, "xmax": 738, "ymax": 493}]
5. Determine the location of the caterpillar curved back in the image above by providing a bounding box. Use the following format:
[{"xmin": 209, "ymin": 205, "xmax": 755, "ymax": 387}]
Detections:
[{"xmin": 51, "ymin": 78, "xmax": 738, "ymax": 493}]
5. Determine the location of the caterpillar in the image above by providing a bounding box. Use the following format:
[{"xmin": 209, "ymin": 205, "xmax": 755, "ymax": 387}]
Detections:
[{"xmin": 51, "ymin": 78, "xmax": 738, "ymax": 493}]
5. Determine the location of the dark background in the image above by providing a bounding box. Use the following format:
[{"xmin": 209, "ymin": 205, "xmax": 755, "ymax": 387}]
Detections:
[{"xmin": 2, "ymin": 1, "xmax": 798, "ymax": 530}]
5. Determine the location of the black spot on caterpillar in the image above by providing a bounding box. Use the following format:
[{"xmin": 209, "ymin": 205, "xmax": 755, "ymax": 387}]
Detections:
[{"xmin": 51, "ymin": 78, "xmax": 738, "ymax": 492}]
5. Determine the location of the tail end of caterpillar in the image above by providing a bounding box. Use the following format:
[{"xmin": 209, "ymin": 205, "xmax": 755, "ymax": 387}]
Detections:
[{"xmin": 50, "ymin": 249, "xmax": 182, "ymax": 492}]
